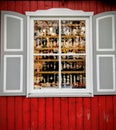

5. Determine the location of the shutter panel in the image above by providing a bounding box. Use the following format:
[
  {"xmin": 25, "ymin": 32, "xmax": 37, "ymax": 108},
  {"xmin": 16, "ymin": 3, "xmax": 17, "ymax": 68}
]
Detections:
[
  {"xmin": 0, "ymin": 11, "xmax": 27, "ymax": 95},
  {"xmin": 93, "ymin": 11, "xmax": 116, "ymax": 95}
]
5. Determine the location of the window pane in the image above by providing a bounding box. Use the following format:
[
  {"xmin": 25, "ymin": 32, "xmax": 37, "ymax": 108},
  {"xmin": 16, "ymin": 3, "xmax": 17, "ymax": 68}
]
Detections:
[
  {"xmin": 61, "ymin": 55, "xmax": 86, "ymax": 88},
  {"xmin": 61, "ymin": 20, "xmax": 86, "ymax": 53},
  {"xmin": 34, "ymin": 20, "xmax": 59, "ymax": 54},
  {"xmin": 34, "ymin": 56, "xmax": 59, "ymax": 89}
]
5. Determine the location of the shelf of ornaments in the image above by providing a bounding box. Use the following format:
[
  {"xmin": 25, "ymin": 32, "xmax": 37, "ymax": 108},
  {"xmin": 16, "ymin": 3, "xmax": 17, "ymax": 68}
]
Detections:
[
  {"xmin": 34, "ymin": 84, "xmax": 59, "ymax": 88},
  {"xmin": 34, "ymin": 47, "xmax": 85, "ymax": 51},
  {"xmin": 34, "ymin": 59, "xmax": 58, "ymax": 62},
  {"xmin": 34, "ymin": 34, "xmax": 85, "ymax": 39},
  {"xmin": 34, "ymin": 71, "xmax": 85, "ymax": 75},
  {"xmin": 35, "ymin": 23, "xmax": 83, "ymax": 27},
  {"xmin": 34, "ymin": 47, "xmax": 58, "ymax": 50},
  {"xmin": 61, "ymin": 23, "xmax": 82, "ymax": 26},
  {"xmin": 33, "ymin": 84, "xmax": 86, "ymax": 89},
  {"xmin": 34, "ymin": 59, "xmax": 84, "ymax": 63},
  {"xmin": 61, "ymin": 47, "xmax": 85, "ymax": 51}
]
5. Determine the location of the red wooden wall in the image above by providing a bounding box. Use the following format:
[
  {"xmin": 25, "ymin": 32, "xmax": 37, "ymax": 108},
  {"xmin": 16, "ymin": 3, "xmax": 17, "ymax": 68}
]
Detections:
[{"xmin": 0, "ymin": 0, "xmax": 116, "ymax": 130}]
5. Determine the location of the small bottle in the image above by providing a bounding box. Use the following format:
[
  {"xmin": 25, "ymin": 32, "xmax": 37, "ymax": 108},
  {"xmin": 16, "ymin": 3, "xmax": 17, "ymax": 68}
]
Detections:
[
  {"xmin": 62, "ymin": 74, "xmax": 66, "ymax": 88},
  {"xmin": 54, "ymin": 62, "xmax": 56, "ymax": 71},
  {"xmin": 63, "ymin": 62, "xmax": 66, "ymax": 70},
  {"xmin": 66, "ymin": 63, "xmax": 70, "ymax": 71},
  {"xmin": 42, "ymin": 63, "xmax": 46, "ymax": 71},
  {"xmin": 69, "ymin": 62, "xmax": 73, "ymax": 71},
  {"xmin": 46, "ymin": 62, "xmax": 49, "ymax": 71},
  {"xmin": 66, "ymin": 74, "xmax": 70, "ymax": 88},
  {"xmin": 49, "ymin": 62, "xmax": 53, "ymax": 71}
]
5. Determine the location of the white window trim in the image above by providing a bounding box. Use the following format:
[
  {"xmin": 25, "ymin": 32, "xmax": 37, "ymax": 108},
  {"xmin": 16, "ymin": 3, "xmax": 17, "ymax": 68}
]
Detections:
[{"xmin": 26, "ymin": 8, "xmax": 93, "ymax": 97}]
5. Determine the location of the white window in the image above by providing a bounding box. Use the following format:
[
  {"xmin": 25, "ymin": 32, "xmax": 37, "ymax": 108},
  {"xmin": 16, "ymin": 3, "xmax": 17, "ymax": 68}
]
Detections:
[{"xmin": 26, "ymin": 8, "xmax": 93, "ymax": 97}]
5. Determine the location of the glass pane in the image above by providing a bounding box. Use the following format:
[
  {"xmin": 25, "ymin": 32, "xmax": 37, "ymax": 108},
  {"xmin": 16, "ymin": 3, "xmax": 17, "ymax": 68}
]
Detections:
[
  {"xmin": 61, "ymin": 20, "xmax": 86, "ymax": 53},
  {"xmin": 34, "ymin": 55, "xmax": 59, "ymax": 89},
  {"xmin": 34, "ymin": 20, "xmax": 59, "ymax": 54},
  {"xmin": 61, "ymin": 55, "xmax": 86, "ymax": 88}
]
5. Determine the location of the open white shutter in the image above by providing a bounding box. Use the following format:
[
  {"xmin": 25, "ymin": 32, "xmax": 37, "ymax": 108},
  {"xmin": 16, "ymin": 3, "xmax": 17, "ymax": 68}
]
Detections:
[
  {"xmin": 93, "ymin": 11, "xmax": 116, "ymax": 95},
  {"xmin": 0, "ymin": 11, "xmax": 27, "ymax": 95}
]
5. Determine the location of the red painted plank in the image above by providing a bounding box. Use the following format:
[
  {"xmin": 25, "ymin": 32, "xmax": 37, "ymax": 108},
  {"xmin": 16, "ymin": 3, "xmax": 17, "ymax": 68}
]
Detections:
[
  {"xmin": 59, "ymin": 0, "xmax": 68, "ymax": 8},
  {"xmin": 75, "ymin": 98, "xmax": 83, "ymax": 130},
  {"xmin": 44, "ymin": 0, "xmax": 53, "ymax": 9},
  {"xmin": 22, "ymin": 1, "xmax": 30, "ymax": 14},
  {"xmin": 61, "ymin": 98, "xmax": 69, "ymax": 130},
  {"xmin": 38, "ymin": 98, "xmax": 46, "ymax": 130},
  {"xmin": 105, "ymin": 96, "xmax": 113, "ymax": 130},
  {"xmin": 46, "ymin": 98, "xmax": 53, "ymax": 130},
  {"xmin": 53, "ymin": 98, "xmax": 61, "ymax": 130},
  {"xmin": 38, "ymin": 1, "xmax": 45, "ymax": 10},
  {"xmin": 0, "ymin": 97, "xmax": 7, "ymax": 130},
  {"xmin": 111, "ymin": 2, "xmax": 116, "ymax": 10},
  {"xmin": 7, "ymin": 97, "xmax": 15, "ymax": 130},
  {"xmin": 98, "ymin": 96, "xmax": 106, "ymax": 130},
  {"xmin": 53, "ymin": 1, "xmax": 60, "ymax": 8},
  {"xmin": 15, "ymin": 97, "xmax": 23, "ymax": 130},
  {"xmin": 91, "ymin": 96, "xmax": 99, "ymax": 130},
  {"xmin": 23, "ymin": 97, "xmax": 31, "ymax": 130},
  {"xmin": 103, "ymin": 3, "xmax": 112, "ymax": 11},
  {"xmin": 30, "ymin": 1, "xmax": 38, "ymax": 11},
  {"xmin": 83, "ymin": 98, "xmax": 91, "ymax": 130},
  {"xmin": 96, "ymin": 1, "xmax": 104, "ymax": 14},
  {"xmin": 7, "ymin": 1, "xmax": 15, "ymax": 11},
  {"xmin": 30, "ymin": 98, "xmax": 38, "ymax": 130},
  {"xmin": 89, "ymin": 1, "xmax": 97, "ymax": 14},
  {"xmin": 75, "ymin": 1, "xmax": 82, "ymax": 10},
  {"xmin": 0, "ymin": 1, "xmax": 7, "ymax": 10},
  {"xmin": 15, "ymin": 1, "xmax": 23, "ymax": 14},
  {"xmin": 81, "ymin": 1, "xmax": 90, "ymax": 11},
  {"xmin": 67, "ymin": 0, "xmax": 75, "ymax": 9},
  {"xmin": 114, "ymin": 96, "xmax": 116, "ymax": 130},
  {"xmin": 68, "ymin": 97, "xmax": 76, "ymax": 130}
]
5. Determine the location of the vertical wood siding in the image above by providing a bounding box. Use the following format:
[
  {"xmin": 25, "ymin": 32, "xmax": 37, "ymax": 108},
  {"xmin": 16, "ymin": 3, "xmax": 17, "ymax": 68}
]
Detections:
[{"xmin": 0, "ymin": 0, "xmax": 116, "ymax": 130}]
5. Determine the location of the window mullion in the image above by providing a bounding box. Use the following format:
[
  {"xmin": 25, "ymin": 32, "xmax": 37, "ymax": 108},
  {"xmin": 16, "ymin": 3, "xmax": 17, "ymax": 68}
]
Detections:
[{"xmin": 59, "ymin": 19, "xmax": 61, "ymax": 89}]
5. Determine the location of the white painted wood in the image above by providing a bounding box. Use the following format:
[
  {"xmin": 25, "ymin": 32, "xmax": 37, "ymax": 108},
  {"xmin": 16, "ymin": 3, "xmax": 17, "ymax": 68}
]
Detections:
[
  {"xmin": 97, "ymin": 55, "xmax": 115, "ymax": 92},
  {"xmin": 93, "ymin": 11, "xmax": 116, "ymax": 95},
  {"xmin": 0, "ymin": 11, "xmax": 27, "ymax": 95},
  {"xmin": 3, "ymin": 55, "xmax": 23, "ymax": 93},
  {"xmin": 96, "ymin": 15, "xmax": 115, "ymax": 51},
  {"xmin": 26, "ymin": 8, "xmax": 93, "ymax": 16},
  {"xmin": 4, "ymin": 14, "xmax": 23, "ymax": 52}
]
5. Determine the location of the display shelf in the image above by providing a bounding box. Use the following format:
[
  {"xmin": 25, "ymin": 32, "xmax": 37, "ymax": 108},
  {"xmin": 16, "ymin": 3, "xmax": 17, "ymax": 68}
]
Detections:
[
  {"xmin": 34, "ymin": 59, "xmax": 58, "ymax": 62},
  {"xmin": 61, "ymin": 47, "xmax": 85, "ymax": 50},
  {"xmin": 34, "ymin": 71, "xmax": 58, "ymax": 75},
  {"xmin": 34, "ymin": 35, "xmax": 85, "ymax": 39},
  {"xmin": 61, "ymin": 24, "xmax": 80, "ymax": 26},
  {"xmin": 61, "ymin": 71, "xmax": 85, "ymax": 74},
  {"xmin": 34, "ymin": 47, "xmax": 85, "ymax": 51},
  {"xmin": 34, "ymin": 35, "xmax": 58, "ymax": 39},
  {"xmin": 34, "ymin": 71, "xmax": 85, "ymax": 75},
  {"xmin": 34, "ymin": 59, "xmax": 84, "ymax": 62},
  {"xmin": 34, "ymin": 47, "xmax": 85, "ymax": 50},
  {"xmin": 34, "ymin": 47, "xmax": 58, "ymax": 50},
  {"xmin": 34, "ymin": 85, "xmax": 58, "ymax": 88}
]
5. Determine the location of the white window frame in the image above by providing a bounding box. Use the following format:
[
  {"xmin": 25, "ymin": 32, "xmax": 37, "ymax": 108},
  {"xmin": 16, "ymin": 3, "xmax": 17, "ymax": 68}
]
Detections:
[{"xmin": 26, "ymin": 8, "xmax": 93, "ymax": 97}]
